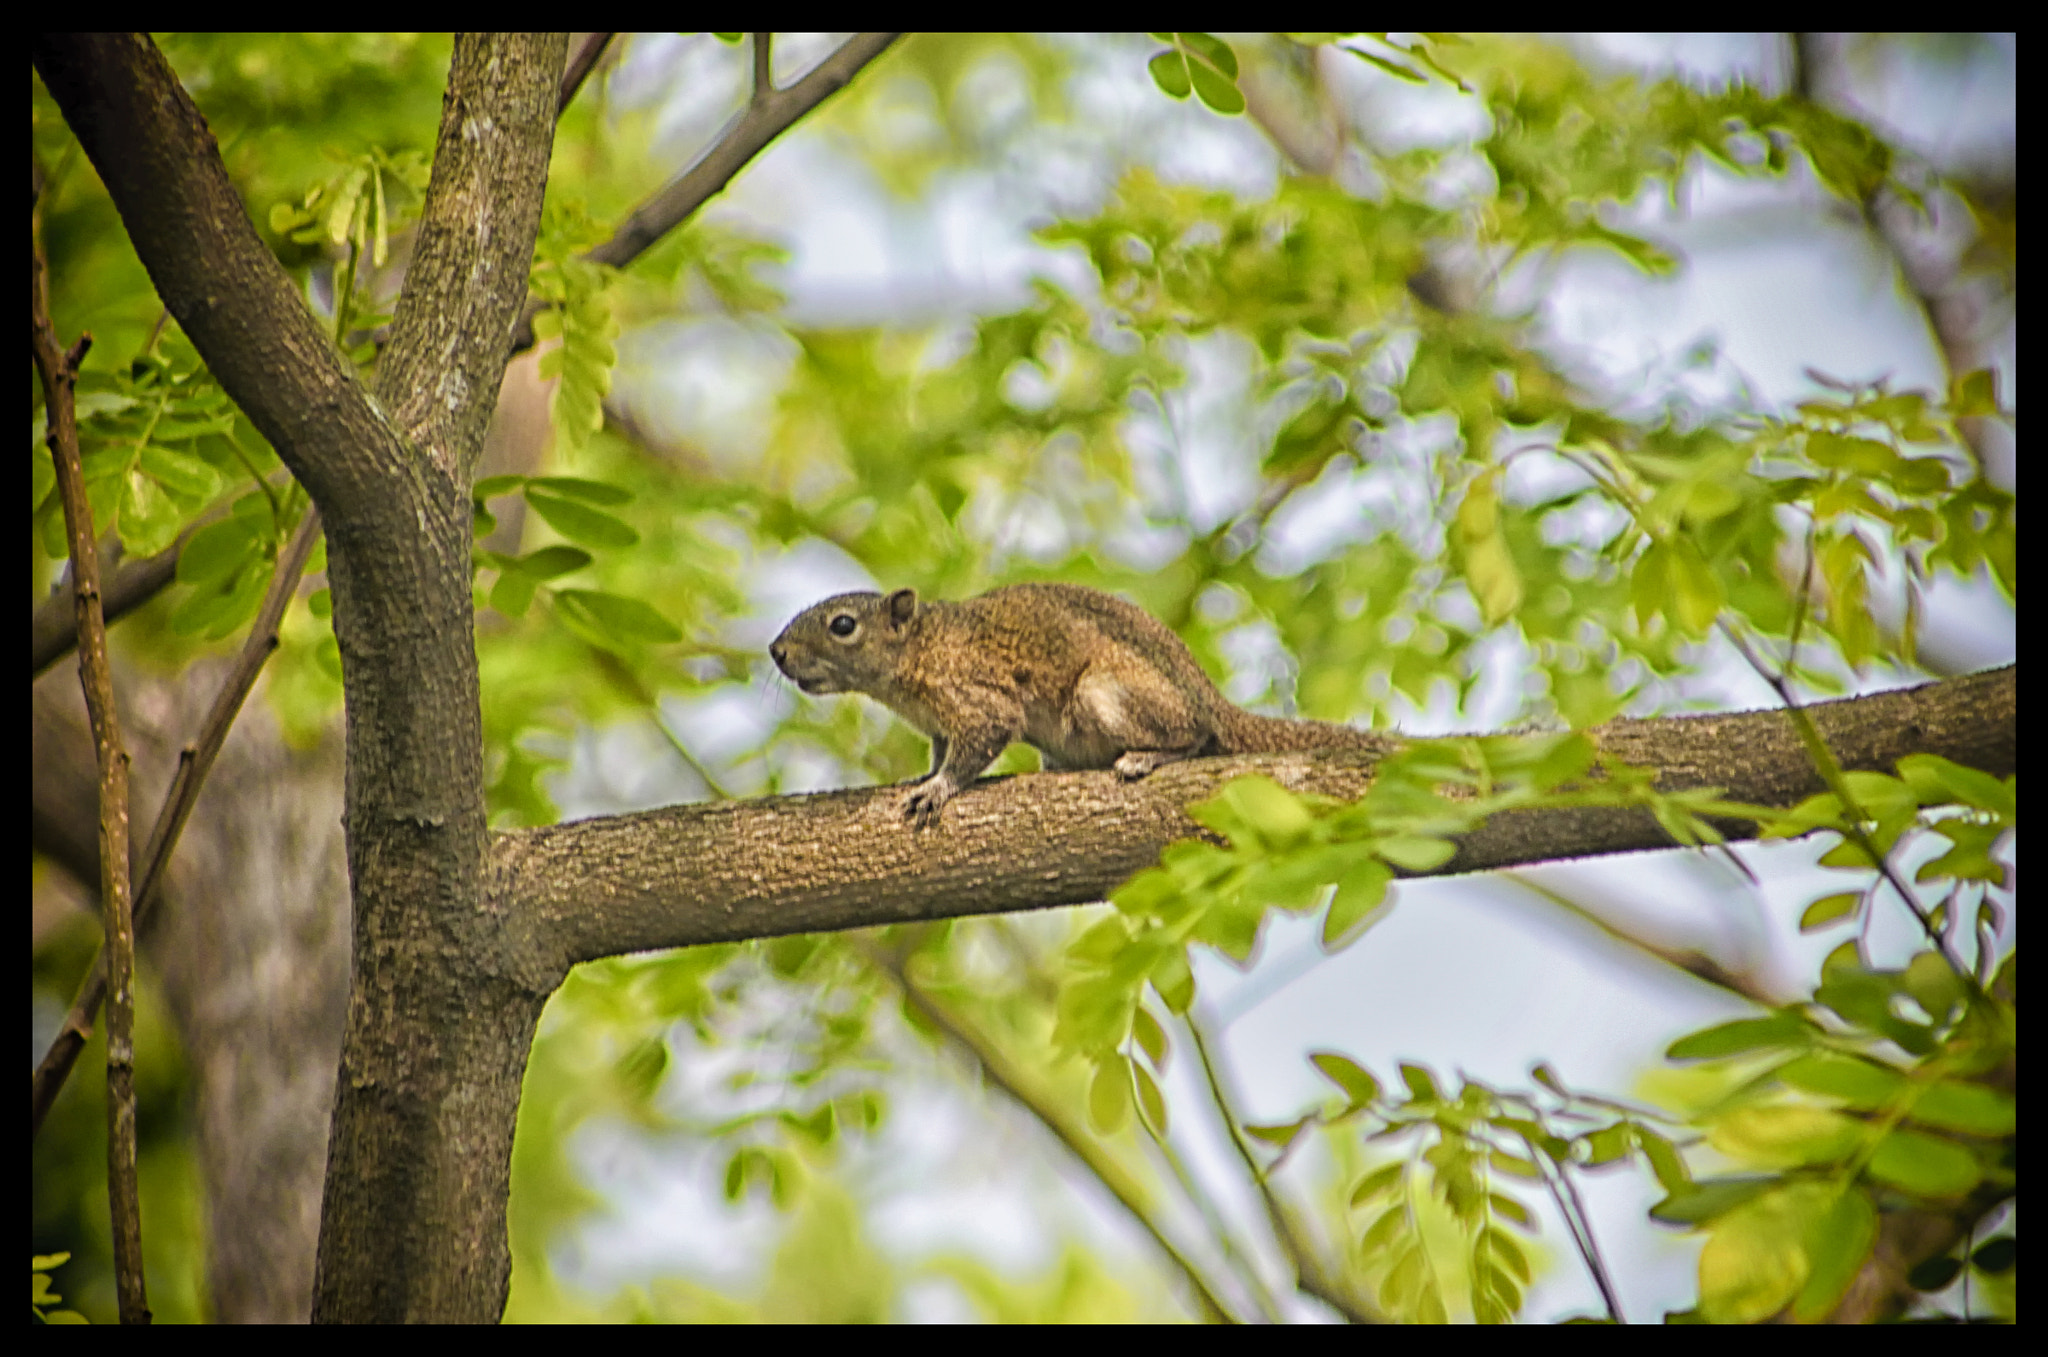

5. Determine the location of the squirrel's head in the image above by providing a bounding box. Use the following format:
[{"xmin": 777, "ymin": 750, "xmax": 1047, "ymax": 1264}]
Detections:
[{"xmin": 769, "ymin": 588, "xmax": 919, "ymax": 692}]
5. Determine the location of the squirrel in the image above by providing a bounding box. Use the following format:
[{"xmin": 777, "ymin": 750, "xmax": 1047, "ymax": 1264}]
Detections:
[{"xmin": 770, "ymin": 581, "xmax": 1380, "ymax": 828}]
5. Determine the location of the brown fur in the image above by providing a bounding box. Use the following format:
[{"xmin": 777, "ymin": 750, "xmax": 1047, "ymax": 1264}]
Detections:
[{"xmin": 770, "ymin": 582, "xmax": 1376, "ymax": 828}]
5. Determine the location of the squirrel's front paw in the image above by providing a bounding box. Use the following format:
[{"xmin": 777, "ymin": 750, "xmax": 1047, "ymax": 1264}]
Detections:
[{"xmin": 901, "ymin": 776, "xmax": 958, "ymax": 830}]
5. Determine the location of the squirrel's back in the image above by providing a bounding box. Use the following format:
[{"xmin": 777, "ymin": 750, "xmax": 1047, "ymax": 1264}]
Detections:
[{"xmin": 770, "ymin": 580, "xmax": 1382, "ymax": 826}]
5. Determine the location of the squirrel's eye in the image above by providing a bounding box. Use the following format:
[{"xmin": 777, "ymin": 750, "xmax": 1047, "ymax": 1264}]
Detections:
[{"xmin": 829, "ymin": 614, "xmax": 858, "ymax": 637}]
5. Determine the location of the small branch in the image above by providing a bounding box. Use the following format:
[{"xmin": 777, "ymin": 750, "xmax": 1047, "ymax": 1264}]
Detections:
[
  {"xmin": 751, "ymin": 33, "xmax": 774, "ymax": 101},
  {"xmin": 1137, "ymin": 1090, "xmax": 1286, "ymax": 1320},
  {"xmin": 558, "ymin": 33, "xmax": 614, "ymax": 119},
  {"xmin": 1791, "ymin": 34, "xmax": 2011, "ymax": 484},
  {"xmin": 507, "ymin": 32, "xmax": 903, "ymax": 356},
  {"xmin": 586, "ymin": 32, "xmax": 898, "ymax": 267},
  {"xmin": 1717, "ymin": 618, "xmax": 1977, "ymax": 986},
  {"xmin": 847, "ymin": 935, "xmax": 1240, "ymax": 1323},
  {"xmin": 1502, "ymin": 872, "xmax": 1784, "ymax": 1007},
  {"xmin": 1186, "ymin": 1014, "xmax": 1380, "ymax": 1322},
  {"xmin": 32, "ymin": 506, "xmax": 324, "ymax": 1139},
  {"xmin": 34, "ymin": 195, "xmax": 149, "ymax": 1325},
  {"xmin": 1521, "ymin": 1112, "xmax": 1625, "ymax": 1323},
  {"xmin": 33, "ymin": 468, "xmax": 297, "ymax": 677}
]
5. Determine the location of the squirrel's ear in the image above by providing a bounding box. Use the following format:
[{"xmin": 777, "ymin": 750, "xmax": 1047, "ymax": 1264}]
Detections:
[{"xmin": 884, "ymin": 588, "xmax": 918, "ymax": 626}]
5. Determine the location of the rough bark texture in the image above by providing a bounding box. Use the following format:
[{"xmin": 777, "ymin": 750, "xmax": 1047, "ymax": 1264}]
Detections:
[{"xmin": 498, "ymin": 667, "xmax": 2015, "ymax": 979}]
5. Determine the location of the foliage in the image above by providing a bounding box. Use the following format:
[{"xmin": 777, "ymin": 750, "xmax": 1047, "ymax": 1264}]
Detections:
[
  {"xmin": 32, "ymin": 32, "xmax": 2012, "ymax": 1322},
  {"xmin": 33, "ymin": 1254, "xmax": 88, "ymax": 1325}
]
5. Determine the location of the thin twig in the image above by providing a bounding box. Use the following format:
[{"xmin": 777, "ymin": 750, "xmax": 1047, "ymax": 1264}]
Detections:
[
  {"xmin": 1716, "ymin": 617, "xmax": 1977, "ymax": 985},
  {"xmin": 1185, "ymin": 1012, "xmax": 1380, "ymax": 1322},
  {"xmin": 35, "ymin": 198, "xmax": 150, "ymax": 1325},
  {"xmin": 1533, "ymin": 1143, "xmax": 1625, "ymax": 1323},
  {"xmin": 31, "ymin": 506, "xmax": 324, "ymax": 1139},
  {"xmin": 846, "ymin": 935, "xmax": 1240, "ymax": 1323},
  {"xmin": 1136, "ymin": 1077, "xmax": 1286, "ymax": 1321},
  {"xmin": 508, "ymin": 32, "xmax": 903, "ymax": 357}
]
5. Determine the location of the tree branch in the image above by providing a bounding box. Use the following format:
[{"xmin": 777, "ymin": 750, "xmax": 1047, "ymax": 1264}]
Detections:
[
  {"xmin": 31, "ymin": 35, "xmax": 394, "ymax": 522},
  {"xmin": 32, "ymin": 507, "xmax": 323, "ymax": 1139},
  {"xmin": 507, "ymin": 32, "xmax": 902, "ymax": 355},
  {"xmin": 501, "ymin": 667, "xmax": 2013, "ymax": 981},
  {"xmin": 851, "ymin": 936, "xmax": 1240, "ymax": 1322},
  {"xmin": 34, "ymin": 190, "xmax": 148, "ymax": 1325}
]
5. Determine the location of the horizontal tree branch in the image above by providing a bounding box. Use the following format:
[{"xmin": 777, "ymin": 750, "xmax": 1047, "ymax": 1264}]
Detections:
[{"xmin": 496, "ymin": 666, "xmax": 2015, "ymax": 985}]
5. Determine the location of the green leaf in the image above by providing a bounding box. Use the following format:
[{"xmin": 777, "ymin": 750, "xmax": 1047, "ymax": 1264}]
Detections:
[
  {"xmin": 1708, "ymin": 1104, "xmax": 1860, "ymax": 1168},
  {"xmin": 1487, "ymin": 1194, "xmax": 1533, "ymax": 1231},
  {"xmin": 1359, "ymin": 1203, "xmax": 1407, "ymax": 1257},
  {"xmin": 526, "ymin": 491, "xmax": 639, "ymax": 549},
  {"xmin": 120, "ymin": 466, "xmax": 182, "ymax": 556},
  {"xmin": 473, "ymin": 474, "xmax": 527, "ymax": 500},
  {"xmin": 138, "ymin": 443, "xmax": 224, "ymax": 500},
  {"xmin": 491, "ymin": 569, "xmax": 539, "ymax": 619},
  {"xmin": 1145, "ymin": 50, "xmax": 1192, "ymax": 99},
  {"xmin": 1147, "ymin": 35, "xmax": 1243, "ymax": 115},
  {"xmin": 1896, "ymin": 753, "xmax": 2013, "ymax": 820},
  {"xmin": 1791, "ymin": 1188, "xmax": 1877, "ymax": 1322},
  {"xmin": 1970, "ymin": 1237, "xmax": 2016, "ymax": 1274},
  {"xmin": 529, "ymin": 475, "xmax": 633, "ymax": 506},
  {"xmin": 1865, "ymin": 1127, "xmax": 1982, "ymax": 1196},
  {"xmin": 1131, "ymin": 1005, "xmax": 1168, "ymax": 1070},
  {"xmin": 1178, "ymin": 32, "xmax": 1238, "ymax": 79},
  {"xmin": 512, "ymin": 545, "xmax": 594, "ymax": 580},
  {"xmin": 1910, "ymin": 1080, "xmax": 2016, "ymax": 1136},
  {"xmin": 1348, "ymin": 1161, "xmax": 1405, "ymax": 1208},
  {"xmin": 1187, "ymin": 58, "xmax": 1245, "ymax": 116},
  {"xmin": 1322, "ymin": 859, "xmax": 1391, "ymax": 949},
  {"xmin": 177, "ymin": 515, "xmax": 264, "ymax": 585},
  {"xmin": 1375, "ymin": 835, "xmax": 1454, "ymax": 872},
  {"xmin": 1908, "ymin": 1255, "xmax": 1963, "ymax": 1291},
  {"xmin": 1088, "ymin": 1054, "xmax": 1132, "ymax": 1135},
  {"xmin": 1217, "ymin": 775, "xmax": 1317, "ymax": 848},
  {"xmin": 1776, "ymin": 1051, "xmax": 1901, "ymax": 1106},
  {"xmin": 1398, "ymin": 1063, "xmax": 1440, "ymax": 1103},
  {"xmin": 554, "ymin": 589, "xmax": 683, "ymax": 648},
  {"xmin": 1244, "ymin": 1117, "xmax": 1309, "ymax": 1148},
  {"xmin": 1309, "ymin": 1051, "xmax": 1380, "ymax": 1106},
  {"xmin": 1799, "ymin": 891, "xmax": 1861, "ymax": 931},
  {"xmin": 1949, "ymin": 367, "xmax": 1999, "ymax": 417},
  {"xmin": 1649, "ymin": 1174, "xmax": 1778, "ymax": 1225},
  {"xmin": 1666, "ymin": 1011, "xmax": 1815, "ymax": 1060},
  {"xmin": 1150, "ymin": 946, "xmax": 1195, "ymax": 1014},
  {"xmin": 1634, "ymin": 1126, "xmax": 1690, "ymax": 1191},
  {"xmin": 1133, "ymin": 1060, "xmax": 1168, "ymax": 1134},
  {"xmin": 1698, "ymin": 1182, "xmax": 1829, "ymax": 1322}
]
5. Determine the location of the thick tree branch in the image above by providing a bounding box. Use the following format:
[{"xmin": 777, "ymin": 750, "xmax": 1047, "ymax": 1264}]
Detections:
[
  {"xmin": 31, "ymin": 35, "xmax": 397, "ymax": 525},
  {"xmin": 499, "ymin": 667, "xmax": 2013, "ymax": 982},
  {"xmin": 307, "ymin": 34, "xmax": 569, "ymax": 1325}
]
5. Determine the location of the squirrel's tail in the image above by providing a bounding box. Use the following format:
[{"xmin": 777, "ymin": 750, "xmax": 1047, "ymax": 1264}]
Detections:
[{"xmin": 1215, "ymin": 708, "xmax": 1389, "ymax": 757}]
